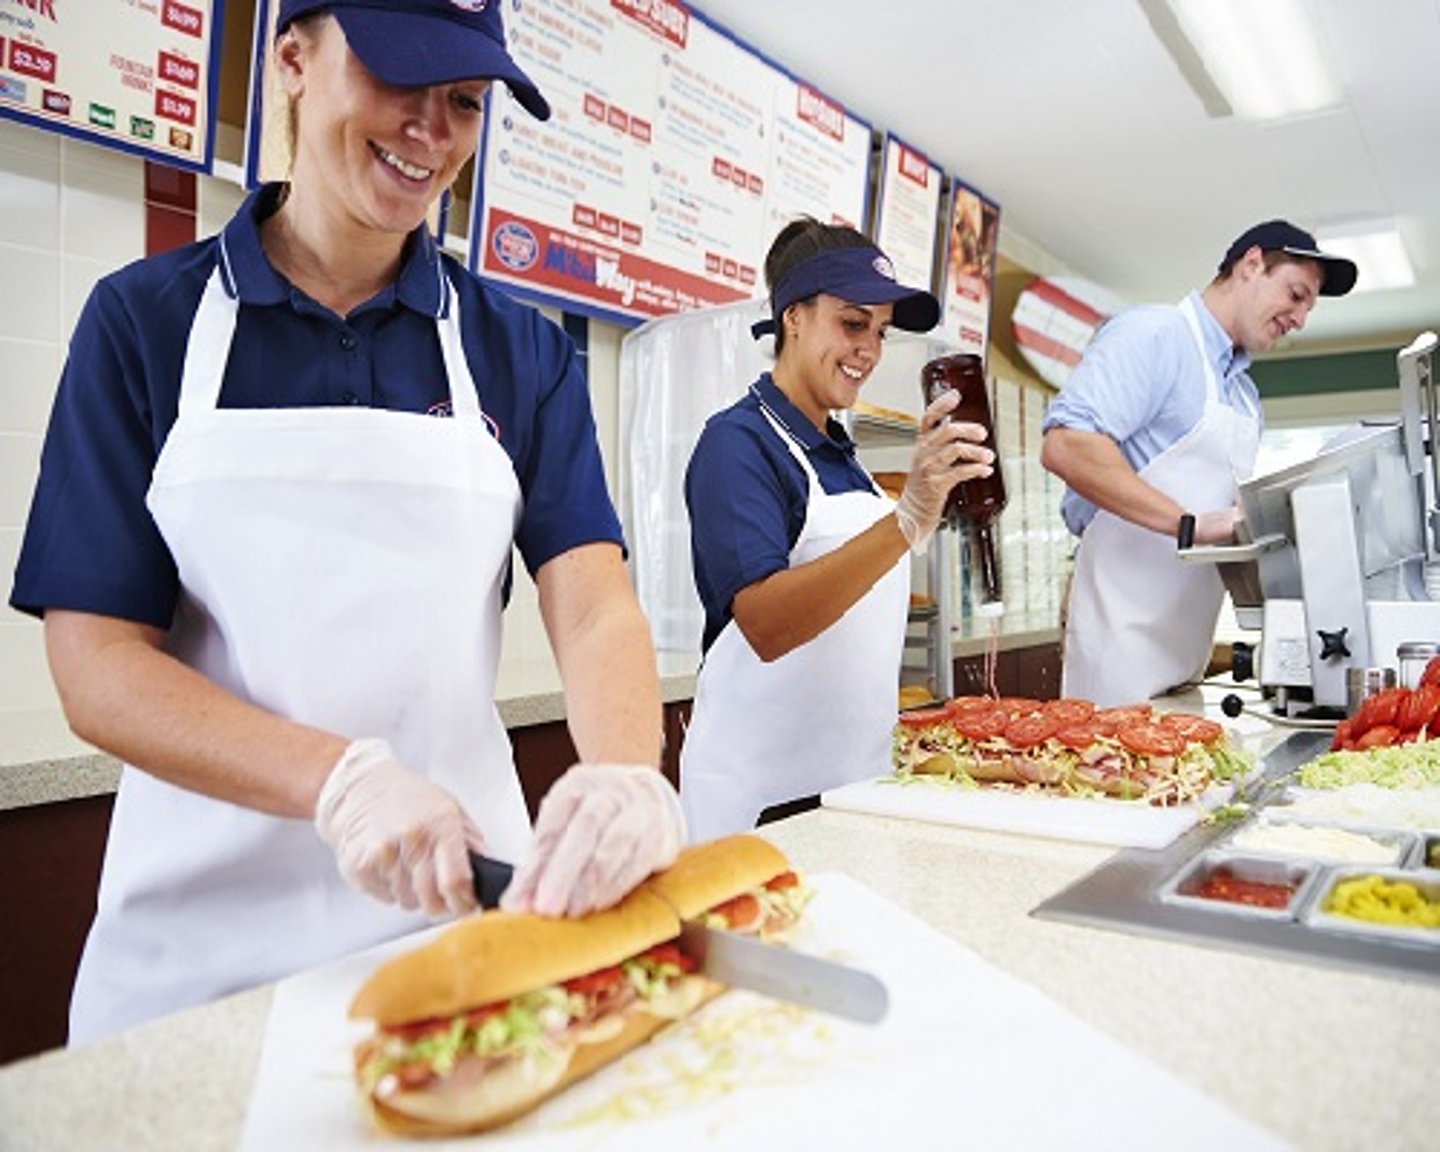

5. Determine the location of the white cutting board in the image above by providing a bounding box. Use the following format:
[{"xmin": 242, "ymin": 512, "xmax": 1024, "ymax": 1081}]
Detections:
[
  {"xmin": 821, "ymin": 776, "xmax": 1208, "ymax": 848},
  {"xmin": 240, "ymin": 875, "xmax": 1287, "ymax": 1151}
]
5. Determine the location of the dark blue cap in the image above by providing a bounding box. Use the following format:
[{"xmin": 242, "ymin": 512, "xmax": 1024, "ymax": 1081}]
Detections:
[
  {"xmin": 277, "ymin": 0, "xmax": 550, "ymax": 121},
  {"xmin": 1220, "ymin": 219, "xmax": 1357, "ymax": 296},
  {"xmin": 751, "ymin": 246, "xmax": 940, "ymax": 340}
]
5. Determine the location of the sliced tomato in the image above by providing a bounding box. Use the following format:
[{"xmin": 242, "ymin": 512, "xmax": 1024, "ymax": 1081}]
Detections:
[
  {"xmin": 1422, "ymin": 656, "xmax": 1440, "ymax": 689},
  {"xmin": 897, "ymin": 706, "xmax": 952, "ymax": 729},
  {"xmin": 953, "ymin": 707, "xmax": 1010, "ymax": 741},
  {"xmin": 1096, "ymin": 705, "xmax": 1152, "ymax": 727},
  {"xmin": 1043, "ymin": 697, "xmax": 1096, "ymax": 725},
  {"xmin": 1396, "ymin": 684, "xmax": 1440, "ymax": 733},
  {"xmin": 1005, "ymin": 714, "xmax": 1058, "ymax": 749},
  {"xmin": 1357, "ymin": 687, "xmax": 1406, "ymax": 732},
  {"xmin": 564, "ymin": 964, "xmax": 627, "ymax": 997},
  {"xmin": 708, "ymin": 892, "xmax": 761, "ymax": 932},
  {"xmin": 764, "ymin": 870, "xmax": 800, "ymax": 891},
  {"xmin": 1116, "ymin": 722, "xmax": 1183, "ymax": 758},
  {"xmin": 1055, "ymin": 723, "xmax": 1100, "ymax": 751},
  {"xmin": 1330, "ymin": 719, "xmax": 1355, "ymax": 752},
  {"xmin": 1355, "ymin": 724, "xmax": 1399, "ymax": 750},
  {"xmin": 947, "ymin": 695, "xmax": 1000, "ymax": 715},
  {"xmin": 997, "ymin": 696, "xmax": 1044, "ymax": 718},
  {"xmin": 1158, "ymin": 713, "xmax": 1224, "ymax": 745},
  {"xmin": 637, "ymin": 943, "xmax": 697, "ymax": 973}
]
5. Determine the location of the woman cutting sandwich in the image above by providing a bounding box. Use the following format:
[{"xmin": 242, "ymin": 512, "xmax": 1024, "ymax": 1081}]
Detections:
[
  {"xmin": 680, "ymin": 218, "xmax": 996, "ymax": 840},
  {"xmin": 9, "ymin": 0, "xmax": 681, "ymax": 1043}
]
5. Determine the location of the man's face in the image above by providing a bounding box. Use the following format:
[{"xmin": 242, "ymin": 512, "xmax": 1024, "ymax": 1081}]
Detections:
[{"xmin": 1231, "ymin": 250, "xmax": 1325, "ymax": 353}]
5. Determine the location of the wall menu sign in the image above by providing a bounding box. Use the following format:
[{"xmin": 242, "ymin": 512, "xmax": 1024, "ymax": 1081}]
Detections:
[
  {"xmin": 873, "ymin": 133, "xmax": 942, "ymax": 298},
  {"xmin": 471, "ymin": 0, "xmax": 872, "ymax": 326},
  {"xmin": 0, "ymin": 0, "xmax": 221, "ymax": 171},
  {"xmin": 941, "ymin": 177, "xmax": 1001, "ymax": 359}
]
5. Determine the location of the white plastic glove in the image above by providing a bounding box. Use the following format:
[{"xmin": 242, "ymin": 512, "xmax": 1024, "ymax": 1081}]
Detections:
[
  {"xmin": 500, "ymin": 764, "xmax": 685, "ymax": 918},
  {"xmin": 314, "ymin": 738, "xmax": 481, "ymax": 919},
  {"xmin": 894, "ymin": 390, "xmax": 994, "ymax": 553}
]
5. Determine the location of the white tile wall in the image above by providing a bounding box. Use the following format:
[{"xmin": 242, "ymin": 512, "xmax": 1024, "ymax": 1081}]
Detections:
[{"xmin": 0, "ymin": 122, "xmax": 148, "ymax": 765}]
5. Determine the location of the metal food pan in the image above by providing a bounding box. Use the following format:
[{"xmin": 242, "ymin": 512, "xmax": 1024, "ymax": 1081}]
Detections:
[
  {"xmin": 1158, "ymin": 849, "xmax": 1318, "ymax": 922},
  {"xmin": 1223, "ymin": 816, "xmax": 1416, "ymax": 868},
  {"xmin": 1302, "ymin": 866, "xmax": 1440, "ymax": 947}
]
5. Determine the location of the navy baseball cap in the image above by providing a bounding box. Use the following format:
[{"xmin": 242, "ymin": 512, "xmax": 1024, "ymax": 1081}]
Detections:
[
  {"xmin": 277, "ymin": 0, "xmax": 550, "ymax": 121},
  {"xmin": 1219, "ymin": 219, "xmax": 1357, "ymax": 297},
  {"xmin": 751, "ymin": 246, "xmax": 940, "ymax": 339}
]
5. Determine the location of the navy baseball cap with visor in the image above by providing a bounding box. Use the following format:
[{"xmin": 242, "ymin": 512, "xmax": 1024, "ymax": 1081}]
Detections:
[
  {"xmin": 751, "ymin": 247, "xmax": 940, "ymax": 340},
  {"xmin": 1219, "ymin": 219, "xmax": 1357, "ymax": 297},
  {"xmin": 276, "ymin": 0, "xmax": 551, "ymax": 121}
]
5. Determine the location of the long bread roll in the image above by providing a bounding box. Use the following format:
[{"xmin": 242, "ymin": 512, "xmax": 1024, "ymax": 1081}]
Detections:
[{"xmin": 347, "ymin": 834, "xmax": 802, "ymax": 1135}]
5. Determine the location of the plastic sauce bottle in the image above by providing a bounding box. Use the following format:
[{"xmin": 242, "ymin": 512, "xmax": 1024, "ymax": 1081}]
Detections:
[{"xmin": 921, "ymin": 353, "xmax": 1006, "ymax": 616}]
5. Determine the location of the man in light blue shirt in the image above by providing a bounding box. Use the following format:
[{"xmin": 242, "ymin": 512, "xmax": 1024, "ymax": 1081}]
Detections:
[{"xmin": 1040, "ymin": 220, "xmax": 1356, "ymax": 705}]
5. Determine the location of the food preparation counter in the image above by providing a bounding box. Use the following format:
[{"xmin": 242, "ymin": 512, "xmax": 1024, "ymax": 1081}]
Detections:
[{"xmin": 0, "ymin": 796, "xmax": 1433, "ymax": 1151}]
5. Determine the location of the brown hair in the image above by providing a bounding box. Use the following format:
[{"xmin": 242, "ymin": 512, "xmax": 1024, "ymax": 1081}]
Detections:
[{"xmin": 764, "ymin": 216, "xmax": 872, "ymax": 354}]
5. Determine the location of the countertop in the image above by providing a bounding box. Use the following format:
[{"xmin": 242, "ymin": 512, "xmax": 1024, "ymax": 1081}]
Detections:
[{"xmin": 0, "ymin": 689, "xmax": 1432, "ymax": 1151}]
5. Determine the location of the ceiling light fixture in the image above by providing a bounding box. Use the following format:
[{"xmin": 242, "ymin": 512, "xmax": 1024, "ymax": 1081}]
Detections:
[
  {"xmin": 1315, "ymin": 222, "xmax": 1416, "ymax": 292},
  {"xmin": 1140, "ymin": 0, "xmax": 1343, "ymax": 120}
]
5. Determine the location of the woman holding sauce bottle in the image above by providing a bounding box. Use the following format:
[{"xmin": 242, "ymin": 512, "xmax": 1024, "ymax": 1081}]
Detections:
[{"xmin": 680, "ymin": 218, "xmax": 996, "ymax": 840}]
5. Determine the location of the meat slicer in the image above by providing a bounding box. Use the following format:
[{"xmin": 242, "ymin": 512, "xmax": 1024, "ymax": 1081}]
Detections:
[{"xmin": 1180, "ymin": 331, "xmax": 1440, "ymax": 717}]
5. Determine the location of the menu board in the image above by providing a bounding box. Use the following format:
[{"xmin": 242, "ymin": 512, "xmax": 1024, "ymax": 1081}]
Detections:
[
  {"xmin": 0, "ymin": 0, "xmax": 220, "ymax": 171},
  {"xmin": 940, "ymin": 178, "xmax": 1001, "ymax": 358},
  {"xmin": 873, "ymin": 133, "xmax": 942, "ymax": 295},
  {"xmin": 470, "ymin": 0, "xmax": 873, "ymax": 325}
]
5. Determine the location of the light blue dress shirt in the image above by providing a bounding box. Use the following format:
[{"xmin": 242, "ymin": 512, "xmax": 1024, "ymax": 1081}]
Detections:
[{"xmin": 1041, "ymin": 291, "xmax": 1259, "ymax": 535}]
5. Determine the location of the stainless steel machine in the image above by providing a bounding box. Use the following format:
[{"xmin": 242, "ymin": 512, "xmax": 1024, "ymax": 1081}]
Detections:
[{"xmin": 1182, "ymin": 331, "xmax": 1440, "ymax": 716}]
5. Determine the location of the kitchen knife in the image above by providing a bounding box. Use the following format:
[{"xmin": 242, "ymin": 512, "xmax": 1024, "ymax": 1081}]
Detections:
[{"xmin": 468, "ymin": 852, "xmax": 888, "ymax": 1024}]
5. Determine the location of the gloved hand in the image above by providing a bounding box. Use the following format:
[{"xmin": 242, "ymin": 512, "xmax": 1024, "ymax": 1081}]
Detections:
[
  {"xmin": 314, "ymin": 737, "xmax": 481, "ymax": 919},
  {"xmin": 1193, "ymin": 505, "xmax": 1244, "ymax": 545},
  {"xmin": 894, "ymin": 390, "xmax": 995, "ymax": 553},
  {"xmin": 501, "ymin": 764, "xmax": 684, "ymax": 918}
]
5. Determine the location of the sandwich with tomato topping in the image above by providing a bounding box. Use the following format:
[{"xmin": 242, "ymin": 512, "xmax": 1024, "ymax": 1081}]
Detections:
[{"xmin": 348, "ymin": 834, "xmax": 812, "ymax": 1136}]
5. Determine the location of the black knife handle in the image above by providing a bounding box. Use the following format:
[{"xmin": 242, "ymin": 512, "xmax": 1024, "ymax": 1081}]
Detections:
[{"xmin": 468, "ymin": 851, "xmax": 515, "ymax": 910}]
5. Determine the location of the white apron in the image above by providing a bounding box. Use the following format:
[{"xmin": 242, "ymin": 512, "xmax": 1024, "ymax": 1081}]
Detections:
[
  {"xmin": 69, "ymin": 263, "xmax": 532, "ymax": 1043},
  {"xmin": 1062, "ymin": 297, "xmax": 1261, "ymax": 707},
  {"xmin": 680, "ymin": 401, "xmax": 910, "ymax": 841}
]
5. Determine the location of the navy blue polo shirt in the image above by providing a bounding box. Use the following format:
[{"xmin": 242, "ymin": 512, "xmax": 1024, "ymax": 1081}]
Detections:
[
  {"xmin": 685, "ymin": 374, "xmax": 879, "ymax": 653},
  {"xmin": 10, "ymin": 184, "xmax": 621, "ymax": 628}
]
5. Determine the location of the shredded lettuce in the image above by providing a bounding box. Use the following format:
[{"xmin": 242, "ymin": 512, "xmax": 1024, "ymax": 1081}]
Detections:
[{"xmin": 1299, "ymin": 741, "xmax": 1440, "ymax": 790}]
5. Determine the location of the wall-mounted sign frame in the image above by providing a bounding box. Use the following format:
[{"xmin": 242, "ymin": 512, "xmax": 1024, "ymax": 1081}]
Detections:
[
  {"xmin": 941, "ymin": 177, "xmax": 1001, "ymax": 358},
  {"xmin": 468, "ymin": 0, "xmax": 873, "ymax": 327},
  {"xmin": 872, "ymin": 132, "xmax": 943, "ymax": 298},
  {"xmin": 0, "ymin": 0, "xmax": 224, "ymax": 172}
]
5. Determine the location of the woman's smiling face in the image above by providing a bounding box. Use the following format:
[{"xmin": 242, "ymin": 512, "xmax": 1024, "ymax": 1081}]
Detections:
[
  {"xmin": 781, "ymin": 293, "xmax": 893, "ymax": 427},
  {"xmin": 279, "ymin": 16, "xmax": 489, "ymax": 237}
]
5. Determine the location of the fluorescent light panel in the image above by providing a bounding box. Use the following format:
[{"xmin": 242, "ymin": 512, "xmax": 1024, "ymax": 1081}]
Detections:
[
  {"xmin": 1315, "ymin": 224, "xmax": 1416, "ymax": 292},
  {"xmin": 1166, "ymin": 0, "xmax": 1342, "ymax": 120}
]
